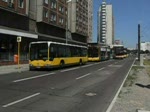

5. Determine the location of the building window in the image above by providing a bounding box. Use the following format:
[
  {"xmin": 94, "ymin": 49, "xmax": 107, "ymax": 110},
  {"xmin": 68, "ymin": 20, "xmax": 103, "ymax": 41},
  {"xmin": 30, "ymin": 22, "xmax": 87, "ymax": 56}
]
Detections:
[
  {"xmin": 44, "ymin": 0, "xmax": 48, "ymax": 4},
  {"xmin": 18, "ymin": 0, "xmax": 24, "ymax": 8},
  {"xmin": 2, "ymin": 0, "xmax": 8, "ymax": 2},
  {"xmin": 59, "ymin": 18, "xmax": 64, "ymax": 25},
  {"xmin": 50, "ymin": 14, "xmax": 57, "ymax": 22},
  {"xmin": 8, "ymin": 0, "xmax": 14, "ymax": 8},
  {"xmin": 51, "ymin": 1, "xmax": 57, "ymax": 9},
  {"xmin": 44, "ymin": 10, "xmax": 48, "ymax": 18},
  {"xmin": 8, "ymin": 0, "xmax": 14, "ymax": 3},
  {"xmin": 59, "ymin": 6, "xmax": 64, "ymax": 13}
]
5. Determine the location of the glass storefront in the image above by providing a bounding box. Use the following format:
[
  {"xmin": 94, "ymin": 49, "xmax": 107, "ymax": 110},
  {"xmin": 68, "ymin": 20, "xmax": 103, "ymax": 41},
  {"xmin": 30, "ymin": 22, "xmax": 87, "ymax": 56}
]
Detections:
[{"xmin": 0, "ymin": 34, "xmax": 37, "ymax": 61}]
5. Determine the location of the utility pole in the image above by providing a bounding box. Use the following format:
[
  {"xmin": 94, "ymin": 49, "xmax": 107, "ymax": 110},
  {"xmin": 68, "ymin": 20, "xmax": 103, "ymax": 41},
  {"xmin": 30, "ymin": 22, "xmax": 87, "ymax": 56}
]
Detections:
[{"xmin": 138, "ymin": 24, "xmax": 141, "ymax": 61}]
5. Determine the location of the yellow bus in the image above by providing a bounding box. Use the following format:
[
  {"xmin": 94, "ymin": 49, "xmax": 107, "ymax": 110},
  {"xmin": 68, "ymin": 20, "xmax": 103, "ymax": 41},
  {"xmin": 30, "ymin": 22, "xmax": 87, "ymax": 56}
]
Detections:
[
  {"xmin": 29, "ymin": 41, "xmax": 88, "ymax": 70},
  {"xmin": 88, "ymin": 43, "xmax": 110, "ymax": 62},
  {"xmin": 112, "ymin": 45, "xmax": 126, "ymax": 59}
]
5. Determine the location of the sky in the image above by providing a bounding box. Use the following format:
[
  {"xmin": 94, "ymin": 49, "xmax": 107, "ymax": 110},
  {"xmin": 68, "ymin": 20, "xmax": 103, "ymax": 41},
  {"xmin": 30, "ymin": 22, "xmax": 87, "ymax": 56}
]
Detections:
[{"xmin": 93, "ymin": 0, "xmax": 150, "ymax": 48}]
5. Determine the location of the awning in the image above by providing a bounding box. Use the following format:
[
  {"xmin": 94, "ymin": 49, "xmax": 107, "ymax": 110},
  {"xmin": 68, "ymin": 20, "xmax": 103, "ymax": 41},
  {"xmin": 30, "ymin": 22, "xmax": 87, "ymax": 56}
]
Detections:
[{"xmin": 0, "ymin": 27, "xmax": 38, "ymax": 39}]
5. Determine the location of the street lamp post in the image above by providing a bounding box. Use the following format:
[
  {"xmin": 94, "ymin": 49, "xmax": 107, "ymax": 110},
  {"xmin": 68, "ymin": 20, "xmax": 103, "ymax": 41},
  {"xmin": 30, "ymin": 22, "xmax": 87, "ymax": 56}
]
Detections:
[{"xmin": 66, "ymin": 0, "xmax": 72, "ymax": 44}]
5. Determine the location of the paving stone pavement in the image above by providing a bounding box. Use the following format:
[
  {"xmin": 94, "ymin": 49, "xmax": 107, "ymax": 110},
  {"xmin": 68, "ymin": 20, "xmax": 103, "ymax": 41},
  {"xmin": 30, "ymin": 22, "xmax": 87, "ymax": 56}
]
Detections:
[
  {"xmin": 110, "ymin": 65, "xmax": 150, "ymax": 112},
  {"xmin": 0, "ymin": 64, "xmax": 29, "ymax": 75}
]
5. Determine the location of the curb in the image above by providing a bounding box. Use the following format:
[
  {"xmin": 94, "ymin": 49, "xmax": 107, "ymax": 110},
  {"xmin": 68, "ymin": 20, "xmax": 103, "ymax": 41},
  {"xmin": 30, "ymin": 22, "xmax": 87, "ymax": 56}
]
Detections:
[{"xmin": 106, "ymin": 58, "xmax": 136, "ymax": 112}]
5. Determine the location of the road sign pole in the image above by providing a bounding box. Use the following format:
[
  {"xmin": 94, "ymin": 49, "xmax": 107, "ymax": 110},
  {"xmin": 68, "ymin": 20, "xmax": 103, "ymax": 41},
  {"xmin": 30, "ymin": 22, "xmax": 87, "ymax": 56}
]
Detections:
[
  {"xmin": 17, "ymin": 36, "xmax": 21, "ymax": 72},
  {"xmin": 18, "ymin": 42, "xmax": 20, "ymax": 70},
  {"xmin": 138, "ymin": 24, "xmax": 140, "ymax": 61}
]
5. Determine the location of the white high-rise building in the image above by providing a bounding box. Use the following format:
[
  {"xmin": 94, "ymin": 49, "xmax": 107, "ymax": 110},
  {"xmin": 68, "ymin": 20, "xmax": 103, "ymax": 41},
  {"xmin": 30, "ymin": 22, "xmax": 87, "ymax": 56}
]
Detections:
[{"xmin": 97, "ymin": 0, "xmax": 114, "ymax": 45}]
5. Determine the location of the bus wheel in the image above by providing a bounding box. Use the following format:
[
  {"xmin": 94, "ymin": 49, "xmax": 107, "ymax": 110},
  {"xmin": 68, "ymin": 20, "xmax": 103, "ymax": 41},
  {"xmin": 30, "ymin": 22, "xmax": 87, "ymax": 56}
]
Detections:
[
  {"xmin": 60, "ymin": 61, "xmax": 65, "ymax": 68},
  {"xmin": 79, "ymin": 59, "xmax": 82, "ymax": 65},
  {"xmin": 29, "ymin": 67, "xmax": 35, "ymax": 71}
]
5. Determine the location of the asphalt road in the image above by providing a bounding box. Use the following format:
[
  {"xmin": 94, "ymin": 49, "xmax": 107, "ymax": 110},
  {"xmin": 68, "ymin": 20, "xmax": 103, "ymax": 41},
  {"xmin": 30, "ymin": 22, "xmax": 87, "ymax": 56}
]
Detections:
[{"xmin": 0, "ymin": 57, "xmax": 135, "ymax": 112}]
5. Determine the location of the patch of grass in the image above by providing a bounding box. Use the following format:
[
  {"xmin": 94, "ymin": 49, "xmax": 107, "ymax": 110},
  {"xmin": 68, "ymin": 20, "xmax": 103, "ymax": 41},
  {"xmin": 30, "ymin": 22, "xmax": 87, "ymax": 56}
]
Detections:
[
  {"xmin": 146, "ymin": 67, "xmax": 150, "ymax": 77},
  {"xmin": 132, "ymin": 66, "xmax": 144, "ymax": 72},
  {"xmin": 123, "ymin": 67, "xmax": 139, "ymax": 87},
  {"xmin": 124, "ymin": 73, "xmax": 137, "ymax": 87},
  {"xmin": 118, "ymin": 89, "xmax": 131, "ymax": 98},
  {"xmin": 144, "ymin": 59, "xmax": 150, "ymax": 65},
  {"xmin": 118, "ymin": 91, "xmax": 122, "ymax": 98}
]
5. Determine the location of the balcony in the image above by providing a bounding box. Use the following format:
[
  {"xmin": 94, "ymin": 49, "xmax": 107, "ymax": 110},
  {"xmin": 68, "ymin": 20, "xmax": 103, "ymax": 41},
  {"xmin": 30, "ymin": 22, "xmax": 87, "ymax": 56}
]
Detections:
[
  {"xmin": 101, "ymin": 7, "xmax": 106, "ymax": 10},
  {"xmin": 8, "ymin": 2, "xmax": 14, "ymax": 9},
  {"xmin": 102, "ymin": 18, "xmax": 106, "ymax": 22},
  {"xmin": 102, "ymin": 30, "xmax": 106, "ymax": 33},
  {"xmin": 102, "ymin": 16, "xmax": 106, "ymax": 19},
  {"xmin": 102, "ymin": 28, "xmax": 106, "ymax": 30},
  {"xmin": 102, "ymin": 13, "xmax": 106, "ymax": 16},
  {"xmin": 102, "ymin": 10, "xmax": 106, "ymax": 13},
  {"xmin": 102, "ymin": 39, "xmax": 106, "ymax": 43},
  {"xmin": 102, "ymin": 22, "xmax": 106, "ymax": 24},
  {"xmin": 102, "ymin": 33, "xmax": 106, "ymax": 36},
  {"xmin": 102, "ymin": 4, "xmax": 106, "ymax": 7},
  {"xmin": 102, "ymin": 2, "xmax": 106, "ymax": 5}
]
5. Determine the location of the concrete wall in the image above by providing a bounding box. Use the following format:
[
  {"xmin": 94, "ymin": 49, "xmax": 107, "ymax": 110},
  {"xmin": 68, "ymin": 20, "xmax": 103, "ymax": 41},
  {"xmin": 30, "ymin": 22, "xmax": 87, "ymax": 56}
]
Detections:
[
  {"xmin": 29, "ymin": 0, "xmax": 43, "ymax": 21},
  {"xmin": 87, "ymin": 0, "xmax": 93, "ymax": 42},
  {"xmin": 70, "ymin": 1, "xmax": 76, "ymax": 33}
]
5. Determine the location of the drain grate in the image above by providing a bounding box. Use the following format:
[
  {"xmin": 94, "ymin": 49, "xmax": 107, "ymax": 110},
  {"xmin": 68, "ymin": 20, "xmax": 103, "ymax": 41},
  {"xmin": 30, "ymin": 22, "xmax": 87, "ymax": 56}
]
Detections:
[{"xmin": 85, "ymin": 93, "xmax": 97, "ymax": 97}]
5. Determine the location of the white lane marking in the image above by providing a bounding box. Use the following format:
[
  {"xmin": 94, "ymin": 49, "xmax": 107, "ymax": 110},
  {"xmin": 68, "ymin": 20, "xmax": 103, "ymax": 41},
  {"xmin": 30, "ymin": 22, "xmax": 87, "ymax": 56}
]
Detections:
[
  {"xmin": 81, "ymin": 64, "xmax": 94, "ymax": 68},
  {"xmin": 13, "ymin": 73, "xmax": 55, "ymax": 83},
  {"xmin": 106, "ymin": 58, "xmax": 136, "ymax": 112},
  {"xmin": 93, "ymin": 62, "xmax": 100, "ymax": 65},
  {"xmin": 2, "ymin": 93, "xmax": 40, "ymax": 108},
  {"xmin": 61, "ymin": 67, "xmax": 80, "ymax": 72},
  {"xmin": 76, "ymin": 73, "xmax": 92, "ymax": 80},
  {"xmin": 108, "ymin": 64, "xmax": 113, "ymax": 67},
  {"xmin": 98, "ymin": 67, "xmax": 105, "ymax": 71}
]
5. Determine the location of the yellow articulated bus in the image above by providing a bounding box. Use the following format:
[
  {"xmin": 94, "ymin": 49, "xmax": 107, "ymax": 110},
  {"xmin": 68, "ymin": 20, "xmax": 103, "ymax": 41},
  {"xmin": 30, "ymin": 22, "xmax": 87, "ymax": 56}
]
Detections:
[
  {"xmin": 88, "ymin": 44, "xmax": 101, "ymax": 62},
  {"xmin": 29, "ymin": 41, "xmax": 88, "ymax": 70},
  {"xmin": 88, "ymin": 43, "xmax": 110, "ymax": 62}
]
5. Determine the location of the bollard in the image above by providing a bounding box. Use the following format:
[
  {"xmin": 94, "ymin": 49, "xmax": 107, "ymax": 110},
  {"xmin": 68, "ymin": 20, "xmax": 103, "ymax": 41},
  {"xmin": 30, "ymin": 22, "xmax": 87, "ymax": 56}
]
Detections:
[
  {"xmin": 14, "ymin": 54, "xmax": 18, "ymax": 63},
  {"xmin": 140, "ymin": 54, "xmax": 143, "ymax": 66}
]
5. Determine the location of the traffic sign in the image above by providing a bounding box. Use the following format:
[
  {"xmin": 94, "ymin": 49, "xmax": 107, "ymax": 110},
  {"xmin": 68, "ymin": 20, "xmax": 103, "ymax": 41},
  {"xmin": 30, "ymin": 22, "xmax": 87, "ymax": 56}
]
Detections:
[{"xmin": 17, "ymin": 36, "xmax": 22, "ymax": 42}]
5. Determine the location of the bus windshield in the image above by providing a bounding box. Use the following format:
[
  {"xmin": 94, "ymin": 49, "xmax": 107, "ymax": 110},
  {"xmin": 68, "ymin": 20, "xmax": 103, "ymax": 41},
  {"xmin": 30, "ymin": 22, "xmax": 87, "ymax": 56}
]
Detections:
[
  {"xmin": 30, "ymin": 43, "xmax": 48, "ymax": 61},
  {"xmin": 114, "ymin": 47, "xmax": 124, "ymax": 55}
]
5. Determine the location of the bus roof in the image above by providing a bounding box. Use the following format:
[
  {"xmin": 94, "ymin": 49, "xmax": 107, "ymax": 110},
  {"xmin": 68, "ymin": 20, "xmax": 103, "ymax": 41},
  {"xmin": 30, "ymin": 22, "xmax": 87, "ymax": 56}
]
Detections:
[
  {"xmin": 88, "ymin": 43, "xmax": 109, "ymax": 47},
  {"xmin": 30, "ymin": 41, "xmax": 87, "ymax": 48}
]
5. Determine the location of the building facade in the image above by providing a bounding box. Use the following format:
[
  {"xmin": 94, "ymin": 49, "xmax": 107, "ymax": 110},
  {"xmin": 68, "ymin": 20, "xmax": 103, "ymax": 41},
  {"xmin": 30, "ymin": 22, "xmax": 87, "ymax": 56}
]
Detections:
[
  {"xmin": 0, "ymin": 0, "xmax": 88, "ymax": 61},
  {"xmin": 97, "ymin": 0, "xmax": 114, "ymax": 45},
  {"xmin": 29, "ymin": 0, "xmax": 88, "ymax": 44},
  {"xmin": 0, "ymin": 0, "xmax": 38, "ymax": 61},
  {"xmin": 141, "ymin": 42, "xmax": 150, "ymax": 51},
  {"xmin": 29, "ymin": 0, "xmax": 67, "ymax": 42},
  {"xmin": 67, "ymin": 0, "xmax": 88, "ymax": 43}
]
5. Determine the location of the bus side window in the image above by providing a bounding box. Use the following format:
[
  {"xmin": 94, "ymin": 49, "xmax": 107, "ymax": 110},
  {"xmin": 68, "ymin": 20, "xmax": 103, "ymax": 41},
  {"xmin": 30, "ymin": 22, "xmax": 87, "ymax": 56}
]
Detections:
[
  {"xmin": 58, "ymin": 45, "xmax": 66, "ymax": 57},
  {"xmin": 81, "ymin": 48, "xmax": 87, "ymax": 57},
  {"xmin": 71, "ymin": 47, "xmax": 77, "ymax": 57},
  {"xmin": 50, "ymin": 45, "xmax": 57, "ymax": 60},
  {"xmin": 66, "ymin": 47, "xmax": 71, "ymax": 57}
]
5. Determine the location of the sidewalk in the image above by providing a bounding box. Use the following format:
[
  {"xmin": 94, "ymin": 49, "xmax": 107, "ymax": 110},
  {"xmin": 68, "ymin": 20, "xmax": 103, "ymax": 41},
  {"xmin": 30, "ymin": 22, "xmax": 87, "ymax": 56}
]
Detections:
[
  {"xmin": 110, "ymin": 58, "xmax": 150, "ymax": 112},
  {"xmin": 0, "ymin": 64, "xmax": 29, "ymax": 75}
]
